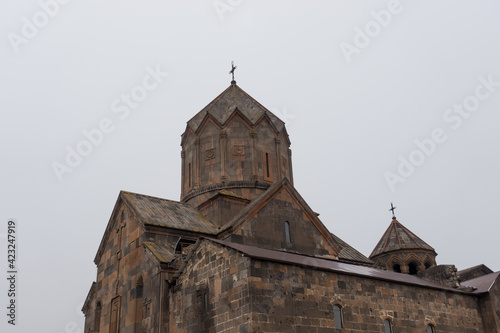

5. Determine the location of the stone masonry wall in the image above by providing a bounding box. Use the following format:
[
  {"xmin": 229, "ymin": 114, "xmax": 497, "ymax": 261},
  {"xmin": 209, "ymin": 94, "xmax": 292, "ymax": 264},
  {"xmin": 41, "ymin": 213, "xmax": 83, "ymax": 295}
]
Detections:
[
  {"xmin": 170, "ymin": 241, "xmax": 251, "ymax": 333},
  {"xmin": 249, "ymin": 258, "xmax": 485, "ymax": 333},
  {"xmin": 480, "ymin": 275, "xmax": 500, "ymax": 332},
  {"xmin": 181, "ymin": 114, "xmax": 291, "ymax": 208},
  {"xmin": 84, "ymin": 205, "xmax": 164, "ymax": 333},
  {"xmin": 230, "ymin": 186, "xmax": 338, "ymax": 260}
]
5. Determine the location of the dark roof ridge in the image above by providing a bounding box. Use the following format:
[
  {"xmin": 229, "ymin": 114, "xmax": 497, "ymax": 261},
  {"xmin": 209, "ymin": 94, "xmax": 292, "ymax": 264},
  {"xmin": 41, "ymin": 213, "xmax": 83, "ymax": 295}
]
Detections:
[
  {"xmin": 461, "ymin": 271, "xmax": 500, "ymax": 294},
  {"xmin": 458, "ymin": 263, "xmax": 493, "ymax": 275},
  {"xmin": 218, "ymin": 178, "xmax": 289, "ymax": 232},
  {"xmin": 206, "ymin": 238, "xmax": 470, "ymax": 294},
  {"xmin": 121, "ymin": 190, "xmax": 182, "ymax": 205}
]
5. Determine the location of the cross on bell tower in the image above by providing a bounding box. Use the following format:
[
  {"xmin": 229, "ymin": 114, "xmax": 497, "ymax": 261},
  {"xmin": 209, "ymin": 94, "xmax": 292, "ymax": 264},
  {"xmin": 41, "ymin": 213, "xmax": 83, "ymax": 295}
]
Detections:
[
  {"xmin": 229, "ymin": 61, "xmax": 237, "ymax": 85},
  {"xmin": 389, "ymin": 202, "xmax": 397, "ymax": 218}
]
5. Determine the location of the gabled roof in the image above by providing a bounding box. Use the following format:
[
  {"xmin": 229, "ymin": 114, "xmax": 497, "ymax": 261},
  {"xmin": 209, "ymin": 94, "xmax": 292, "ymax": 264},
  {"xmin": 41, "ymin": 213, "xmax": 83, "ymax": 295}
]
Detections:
[
  {"xmin": 219, "ymin": 178, "xmax": 342, "ymax": 256},
  {"xmin": 186, "ymin": 84, "xmax": 285, "ymax": 134},
  {"xmin": 458, "ymin": 264, "xmax": 494, "ymax": 282},
  {"xmin": 370, "ymin": 217, "xmax": 435, "ymax": 258},
  {"xmin": 121, "ymin": 191, "xmax": 218, "ymax": 234},
  {"xmin": 461, "ymin": 271, "xmax": 500, "ymax": 294},
  {"xmin": 94, "ymin": 191, "xmax": 218, "ymax": 265},
  {"xmin": 330, "ymin": 233, "xmax": 373, "ymax": 266}
]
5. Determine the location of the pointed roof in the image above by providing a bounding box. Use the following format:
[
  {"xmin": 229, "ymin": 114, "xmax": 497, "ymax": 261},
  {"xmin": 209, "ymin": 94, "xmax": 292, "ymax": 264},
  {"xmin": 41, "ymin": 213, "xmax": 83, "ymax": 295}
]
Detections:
[
  {"xmin": 370, "ymin": 217, "xmax": 435, "ymax": 258},
  {"xmin": 186, "ymin": 84, "xmax": 285, "ymax": 133}
]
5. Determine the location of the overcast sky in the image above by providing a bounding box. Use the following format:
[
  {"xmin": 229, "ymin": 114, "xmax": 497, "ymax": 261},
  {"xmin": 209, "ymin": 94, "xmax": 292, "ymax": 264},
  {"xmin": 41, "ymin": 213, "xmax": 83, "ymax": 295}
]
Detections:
[{"xmin": 1, "ymin": 1, "xmax": 499, "ymax": 332}]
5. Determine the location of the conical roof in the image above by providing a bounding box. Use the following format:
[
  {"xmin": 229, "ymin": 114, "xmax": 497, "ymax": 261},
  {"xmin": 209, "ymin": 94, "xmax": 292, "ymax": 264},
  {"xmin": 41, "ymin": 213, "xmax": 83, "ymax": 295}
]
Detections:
[
  {"xmin": 186, "ymin": 84, "xmax": 285, "ymax": 133},
  {"xmin": 370, "ymin": 217, "xmax": 435, "ymax": 258}
]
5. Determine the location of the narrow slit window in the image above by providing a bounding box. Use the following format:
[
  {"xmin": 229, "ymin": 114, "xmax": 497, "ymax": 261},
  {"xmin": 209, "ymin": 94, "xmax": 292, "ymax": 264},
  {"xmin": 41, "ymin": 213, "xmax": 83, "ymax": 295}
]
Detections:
[
  {"xmin": 333, "ymin": 305, "xmax": 343, "ymax": 329},
  {"xmin": 136, "ymin": 278, "xmax": 144, "ymax": 322},
  {"xmin": 284, "ymin": 221, "xmax": 291, "ymax": 244},
  {"xmin": 188, "ymin": 163, "xmax": 192, "ymax": 188},
  {"xmin": 265, "ymin": 153, "xmax": 270, "ymax": 178},
  {"xmin": 427, "ymin": 324, "xmax": 435, "ymax": 333},
  {"xmin": 203, "ymin": 290, "xmax": 209, "ymax": 310},
  {"xmin": 384, "ymin": 319, "xmax": 392, "ymax": 333}
]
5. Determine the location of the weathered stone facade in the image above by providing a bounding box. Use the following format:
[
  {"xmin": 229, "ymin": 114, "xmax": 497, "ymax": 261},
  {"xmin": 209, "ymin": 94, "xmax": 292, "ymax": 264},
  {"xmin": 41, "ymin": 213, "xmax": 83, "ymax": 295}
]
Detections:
[
  {"xmin": 180, "ymin": 84, "xmax": 292, "ymax": 214},
  {"xmin": 247, "ymin": 253, "xmax": 484, "ymax": 332},
  {"xmin": 82, "ymin": 82, "xmax": 500, "ymax": 333},
  {"xmin": 168, "ymin": 241, "xmax": 252, "ymax": 333}
]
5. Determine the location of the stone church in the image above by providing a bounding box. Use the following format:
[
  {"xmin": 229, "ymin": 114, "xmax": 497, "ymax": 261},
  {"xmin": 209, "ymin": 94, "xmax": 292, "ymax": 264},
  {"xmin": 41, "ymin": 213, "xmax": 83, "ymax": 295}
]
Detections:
[{"xmin": 82, "ymin": 80, "xmax": 500, "ymax": 332}]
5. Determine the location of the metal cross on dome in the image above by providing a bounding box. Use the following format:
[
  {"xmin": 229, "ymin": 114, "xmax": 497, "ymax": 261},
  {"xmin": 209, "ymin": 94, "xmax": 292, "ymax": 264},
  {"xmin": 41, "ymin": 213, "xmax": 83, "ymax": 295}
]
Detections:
[
  {"xmin": 229, "ymin": 61, "xmax": 237, "ymax": 84},
  {"xmin": 389, "ymin": 202, "xmax": 397, "ymax": 217}
]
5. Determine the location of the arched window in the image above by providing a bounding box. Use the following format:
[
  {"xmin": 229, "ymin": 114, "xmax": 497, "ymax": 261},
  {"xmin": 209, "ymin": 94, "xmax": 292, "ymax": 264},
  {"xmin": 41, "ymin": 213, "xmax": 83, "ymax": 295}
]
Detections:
[
  {"xmin": 94, "ymin": 301, "xmax": 102, "ymax": 332},
  {"xmin": 333, "ymin": 305, "xmax": 343, "ymax": 329},
  {"xmin": 427, "ymin": 324, "xmax": 435, "ymax": 333},
  {"xmin": 384, "ymin": 319, "xmax": 393, "ymax": 333},
  {"xmin": 408, "ymin": 262, "xmax": 419, "ymax": 275},
  {"xmin": 392, "ymin": 263, "xmax": 401, "ymax": 273},
  {"xmin": 424, "ymin": 261, "xmax": 432, "ymax": 269},
  {"xmin": 284, "ymin": 221, "xmax": 291, "ymax": 244}
]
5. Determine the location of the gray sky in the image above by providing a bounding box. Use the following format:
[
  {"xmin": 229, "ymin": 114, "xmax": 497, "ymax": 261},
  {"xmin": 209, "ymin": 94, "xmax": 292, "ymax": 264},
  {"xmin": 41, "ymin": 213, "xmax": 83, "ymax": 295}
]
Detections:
[{"xmin": 1, "ymin": 1, "xmax": 499, "ymax": 332}]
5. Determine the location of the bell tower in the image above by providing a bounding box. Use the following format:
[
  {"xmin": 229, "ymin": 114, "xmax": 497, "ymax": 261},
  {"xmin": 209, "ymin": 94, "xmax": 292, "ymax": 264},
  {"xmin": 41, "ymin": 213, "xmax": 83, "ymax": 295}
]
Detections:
[
  {"xmin": 370, "ymin": 215, "xmax": 437, "ymax": 275},
  {"xmin": 180, "ymin": 81, "xmax": 292, "ymax": 225}
]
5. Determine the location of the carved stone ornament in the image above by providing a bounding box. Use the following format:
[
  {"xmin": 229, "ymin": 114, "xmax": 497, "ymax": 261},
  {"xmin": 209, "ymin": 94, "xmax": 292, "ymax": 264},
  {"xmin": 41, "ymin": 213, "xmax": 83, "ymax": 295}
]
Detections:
[
  {"xmin": 205, "ymin": 148, "xmax": 216, "ymax": 160},
  {"xmin": 233, "ymin": 145, "xmax": 245, "ymax": 156}
]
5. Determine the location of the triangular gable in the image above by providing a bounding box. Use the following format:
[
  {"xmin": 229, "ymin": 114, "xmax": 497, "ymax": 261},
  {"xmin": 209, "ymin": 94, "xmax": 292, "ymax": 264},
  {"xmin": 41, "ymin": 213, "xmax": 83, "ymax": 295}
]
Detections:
[
  {"xmin": 185, "ymin": 84, "xmax": 285, "ymax": 134},
  {"xmin": 218, "ymin": 178, "xmax": 342, "ymax": 258},
  {"xmin": 94, "ymin": 191, "xmax": 143, "ymax": 265},
  {"xmin": 94, "ymin": 191, "xmax": 219, "ymax": 265},
  {"xmin": 188, "ymin": 106, "xmax": 284, "ymax": 138}
]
